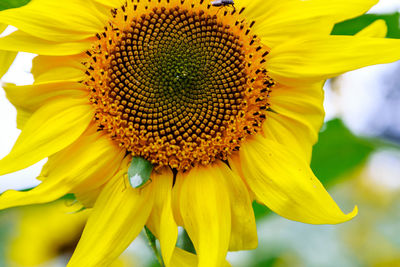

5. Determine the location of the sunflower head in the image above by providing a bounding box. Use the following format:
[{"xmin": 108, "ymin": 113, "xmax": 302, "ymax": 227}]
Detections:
[{"xmin": 84, "ymin": 0, "xmax": 274, "ymax": 171}]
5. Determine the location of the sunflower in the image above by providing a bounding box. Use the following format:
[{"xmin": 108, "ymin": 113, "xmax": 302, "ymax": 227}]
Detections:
[
  {"xmin": 1, "ymin": 0, "xmax": 400, "ymax": 266},
  {"xmin": 3, "ymin": 199, "xmax": 198, "ymax": 267},
  {"xmin": 6, "ymin": 200, "xmax": 90, "ymax": 266},
  {"xmin": 1, "ymin": 201, "xmax": 148, "ymax": 267}
]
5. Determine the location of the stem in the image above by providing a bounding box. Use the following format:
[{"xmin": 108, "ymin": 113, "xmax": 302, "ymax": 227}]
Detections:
[{"xmin": 144, "ymin": 226, "xmax": 164, "ymax": 267}]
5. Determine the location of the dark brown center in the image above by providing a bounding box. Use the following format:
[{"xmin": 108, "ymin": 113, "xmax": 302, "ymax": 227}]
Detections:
[{"xmin": 84, "ymin": 3, "xmax": 273, "ymax": 171}]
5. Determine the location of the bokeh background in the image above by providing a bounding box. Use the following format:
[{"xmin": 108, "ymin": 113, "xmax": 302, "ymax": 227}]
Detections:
[{"xmin": 0, "ymin": 0, "xmax": 399, "ymax": 266}]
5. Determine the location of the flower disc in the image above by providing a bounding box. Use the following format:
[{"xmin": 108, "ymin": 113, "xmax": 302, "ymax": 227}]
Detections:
[{"xmin": 85, "ymin": 0, "xmax": 274, "ymax": 170}]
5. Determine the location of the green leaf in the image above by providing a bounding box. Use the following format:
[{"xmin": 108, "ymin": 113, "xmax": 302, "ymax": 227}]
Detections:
[
  {"xmin": 128, "ymin": 156, "xmax": 153, "ymax": 188},
  {"xmin": 311, "ymin": 119, "xmax": 376, "ymax": 185},
  {"xmin": 252, "ymin": 201, "xmax": 271, "ymax": 221},
  {"xmin": 332, "ymin": 13, "xmax": 400, "ymax": 38},
  {"xmin": 0, "ymin": 0, "xmax": 30, "ymax": 11},
  {"xmin": 176, "ymin": 228, "xmax": 196, "ymax": 254},
  {"xmin": 252, "ymin": 256, "xmax": 281, "ymax": 267}
]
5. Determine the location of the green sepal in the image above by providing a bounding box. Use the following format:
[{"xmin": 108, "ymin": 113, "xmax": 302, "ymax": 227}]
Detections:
[{"xmin": 128, "ymin": 156, "xmax": 153, "ymax": 188}]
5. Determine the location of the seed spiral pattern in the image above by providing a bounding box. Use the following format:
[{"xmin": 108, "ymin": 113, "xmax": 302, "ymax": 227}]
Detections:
[{"xmin": 84, "ymin": 0, "xmax": 274, "ymax": 171}]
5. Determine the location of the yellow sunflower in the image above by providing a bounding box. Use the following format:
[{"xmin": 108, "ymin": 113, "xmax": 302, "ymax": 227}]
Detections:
[
  {"xmin": 6, "ymin": 200, "xmax": 89, "ymax": 266},
  {"xmin": 1, "ymin": 0, "xmax": 400, "ymax": 266},
  {"xmin": 3, "ymin": 199, "xmax": 200, "ymax": 267}
]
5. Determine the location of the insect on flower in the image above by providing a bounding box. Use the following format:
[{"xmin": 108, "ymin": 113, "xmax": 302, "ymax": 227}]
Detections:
[
  {"xmin": 127, "ymin": 156, "xmax": 153, "ymax": 189},
  {"xmin": 211, "ymin": 0, "xmax": 235, "ymax": 11}
]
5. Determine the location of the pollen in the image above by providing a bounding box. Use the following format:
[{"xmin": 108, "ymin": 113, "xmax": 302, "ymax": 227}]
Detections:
[{"xmin": 84, "ymin": 0, "xmax": 274, "ymax": 171}]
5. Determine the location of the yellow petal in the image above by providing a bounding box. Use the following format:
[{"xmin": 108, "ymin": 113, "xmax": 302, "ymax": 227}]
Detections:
[
  {"xmin": 6, "ymin": 79, "xmax": 87, "ymax": 131},
  {"xmin": 0, "ymin": 30, "xmax": 92, "ymax": 55},
  {"xmin": 0, "ymin": 0, "xmax": 106, "ymax": 42},
  {"xmin": 94, "ymin": 0, "xmax": 125, "ymax": 7},
  {"xmin": 268, "ymin": 36, "xmax": 400, "ymax": 85},
  {"xmin": 4, "ymin": 81, "xmax": 86, "ymax": 113},
  {"xmin": 240, "ymin": 0, "xmax": 377, "ymax": 24},
  {"xmin": 10, "ymin": 65, "xmax": 86, "ymax": 129},
  {"xmin": 9, "ymin": 201, "xmax": 89, "ymax": 266},
  {"xmin": 74, "ymin": 184, "xmax": 104, "ymax": 208},
  {"xmin": 0, "ymin": 50, "xmax": 16, "ymax": 79},
  {"xmin": 170, "ymin": 247, "xmax": 231, "ymax": 267},
  {"xmin": 34, "ymin": 67, "xmax": 84, "ymax": 84},
  {"xmin": 217, "ymin": 161, "xmax": 257, "ymax": 251},
  {"xmin": 0, "ymin": 50, "xmax": 16, "ymax": 78},
  {"xmin": 238, "ymin": 135, "xmax": 357, "ymax": 224},
  {"xmin": 262, "ymin": 114, "xmax": 315, "ymax": 163},
  {"xmin": 146, "ymin": 168, "xmax": 178, "ymax": 267},
  {"xmin": 171, "ymin": 170, "xmax": 184, "ymax": 226},
  {"xmin": 314, "ymin": 0, "xmax": 378, "ymax": 23},
  {"xmin": 67, "ymin": 170, "xmax": 155, "ymax": 267},
  {"xmin": 0, "ymin": 23, "xmax": 17, "ymax": 78},
  {"xmin": 41, "ymin": 125, "xmax": 125, "ymax": 193},
  {"xmin": 14, "ymin": 107, "xmax": 32, "ymax": 130},
  {"xmin": 169, "ymin": 248, "xmax": 198, "ymax": 267},
  {"xmin": 0, "ymin": 24, "xmax": 7, "ymax": 33},
  {"xmin": 239, "ymin": 0, "xmax": 377, "ymax": 48},
  {"xmin": 0, "ymin": 176, "xmax": 73, "ymax": 211},
  {"xmin": 0, "ymin": 125, "xmax": 124, "ymax": 210},
  {"xmin": 0, "ymin": 97, "xmax": 93, "ymax": 175},
  {"xmin": 227, "ymin": 153, "xmax": 257, "ymax": 200},
  {"xmin": 178, "ymin": 163, "xmax": 231, "ymax": 267},
  {"xmin": 243, "ymin": 0, "xmax": 331, "ymax": 48},
  {"xmin": 356, "ymin": 19, "xmax": 387, "ymax": 38},
  {"xmin": 263, "ymin": 82, "xmax": 325, "ymax": 161},
  {"xmin": 32, "ymin": 54, "xmax": 85, "ymax": 80}
]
